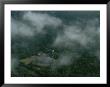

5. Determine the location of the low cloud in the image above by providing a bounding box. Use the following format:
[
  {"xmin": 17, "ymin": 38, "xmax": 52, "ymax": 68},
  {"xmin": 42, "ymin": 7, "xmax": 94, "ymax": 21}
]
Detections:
[
  {"xmin": 12, "ymin": 11, "xmax": 62, "ymax": 37},
  {"xmin": 11, "ymin": 18, "xmax": 34, "ymax": 37},
  {"xmin": 56, "ymin": 54, "xmax": 73, "ymax": 66},
  {"xmin": 52, "ymin": 18, "xmax": 100, "ymax": 65},
  {"xmin": 53, "ymin": 18, "xmax": 100, "ymax": 48},
  {"xmin": 22, "ymin": 12, "xmax": 62, "ymax": 33}
]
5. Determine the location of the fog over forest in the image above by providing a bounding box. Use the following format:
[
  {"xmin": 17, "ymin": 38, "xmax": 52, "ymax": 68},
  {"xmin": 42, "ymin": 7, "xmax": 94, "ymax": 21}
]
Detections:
[{"xmin": 11, "ymin": 11, "xmax": 100, "ymax": 77}]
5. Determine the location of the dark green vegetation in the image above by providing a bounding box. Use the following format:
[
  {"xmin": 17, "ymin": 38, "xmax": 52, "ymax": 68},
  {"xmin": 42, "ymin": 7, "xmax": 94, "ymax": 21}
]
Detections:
[{"xmin": 11, "ymin": 11, "xmax": 100, "ymax": 77}]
